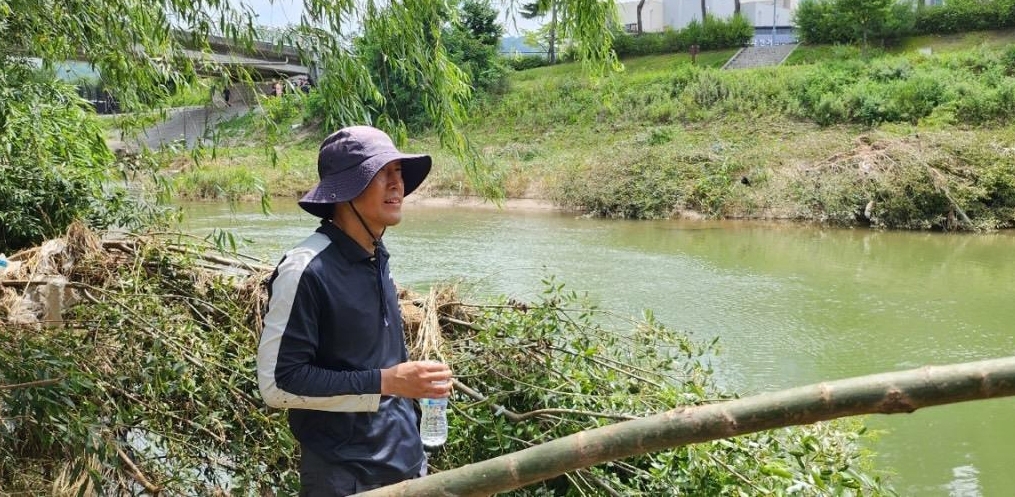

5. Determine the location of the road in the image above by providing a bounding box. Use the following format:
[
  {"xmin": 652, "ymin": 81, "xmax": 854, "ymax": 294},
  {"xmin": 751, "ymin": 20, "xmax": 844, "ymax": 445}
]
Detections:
[{"xmin": 114, "ymin": 104, "xmax": 253, "ymax": 151}]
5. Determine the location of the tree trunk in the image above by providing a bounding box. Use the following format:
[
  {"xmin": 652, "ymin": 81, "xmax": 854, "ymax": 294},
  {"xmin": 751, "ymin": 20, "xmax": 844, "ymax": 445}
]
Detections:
[
  {"xmin": 549, "ymin": 0, "xmax": 557, "ymax": 64},
  {"xmin": 357, "ymin": 356, "xmax": 1015, "ymax": 497},
  {"xmin": 734, "ymin": 0, "xmax": 741, "ymax": 15},
  {"xmin": 636, "ymin": 0, "xmax": 645, "ymax": 34}
]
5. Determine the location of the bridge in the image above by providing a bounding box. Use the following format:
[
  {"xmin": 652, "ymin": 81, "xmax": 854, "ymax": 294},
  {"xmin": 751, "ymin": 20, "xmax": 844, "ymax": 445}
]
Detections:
[
  {"xmin": 78, "ymin": 32, "xmax": 313, "ymax": 115},
  {"xmin": 182, "ymin": 33, "xmax": 312, "ymax": 79}
]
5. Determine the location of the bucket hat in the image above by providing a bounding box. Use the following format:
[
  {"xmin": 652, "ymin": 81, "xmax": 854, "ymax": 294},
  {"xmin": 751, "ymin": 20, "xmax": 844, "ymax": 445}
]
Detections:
[{"xmin": 298, "ymin": 126, "xmax": 432, "ymax": 218}]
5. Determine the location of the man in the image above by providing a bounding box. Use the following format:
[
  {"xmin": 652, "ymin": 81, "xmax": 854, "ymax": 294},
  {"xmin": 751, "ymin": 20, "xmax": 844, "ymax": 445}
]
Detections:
[{"xmin": 257, "ymin": 126, "xmax": 453, "ymax": 496}]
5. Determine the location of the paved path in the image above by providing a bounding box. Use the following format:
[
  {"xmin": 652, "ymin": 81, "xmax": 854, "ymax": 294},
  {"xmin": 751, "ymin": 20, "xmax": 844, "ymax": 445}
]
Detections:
[{"xmin": 115, "ymin": 104, "xmax": 252, "ymax": 152}]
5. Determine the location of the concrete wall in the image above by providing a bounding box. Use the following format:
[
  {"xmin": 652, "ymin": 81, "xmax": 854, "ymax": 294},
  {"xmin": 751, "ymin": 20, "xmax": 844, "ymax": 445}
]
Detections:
[
  {"xmin": 617, "ymin": 0, "xmax": 666, "ymax": 32},
  {"xmin": 617, "ymin": 0, "xmax": 799, "ymax": 34},
  {"xmin": 663, "ymin": 0, "xmax": 737, "ymax": 31},
  {"xmin": 740, "ymin": 1, "xmax": 796, "ymax": 28}
]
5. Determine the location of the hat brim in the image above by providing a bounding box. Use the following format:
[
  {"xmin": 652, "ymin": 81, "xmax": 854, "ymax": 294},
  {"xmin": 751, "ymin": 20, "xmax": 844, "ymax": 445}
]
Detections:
[{"xmin": 298, "ymin": 152, "xmax": 432, "ymax": 219}]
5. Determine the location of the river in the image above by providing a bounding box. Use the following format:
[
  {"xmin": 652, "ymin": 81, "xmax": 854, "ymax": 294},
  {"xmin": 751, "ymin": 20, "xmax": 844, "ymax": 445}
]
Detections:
[{"xmin": 181, "ymin": 200, "xmax": 1015, "ymax": 496}]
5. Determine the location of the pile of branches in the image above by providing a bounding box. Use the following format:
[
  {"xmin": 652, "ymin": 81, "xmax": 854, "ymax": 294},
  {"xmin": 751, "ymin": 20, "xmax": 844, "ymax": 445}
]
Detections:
[
  {"xmin": 0, "ymin": 224, "xmax": 290, "ymax": 494},
  {"xmin": 791, "ymin": 134, "xmax": 1013, "ymax": 231},
  {"xmin": 0, "ymin": 224, "xmax": 890, "ymax": 495}
]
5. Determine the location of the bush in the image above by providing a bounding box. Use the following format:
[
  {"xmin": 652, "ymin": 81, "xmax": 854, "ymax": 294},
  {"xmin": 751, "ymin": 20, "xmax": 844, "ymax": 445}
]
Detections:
[
  {"xmin": 915, "ymin": 0, "xmax": 1015, "ymax": 34},
  {"xmin": 795, "ymin": 0, "xmax": 913, "ymax": 45},
  {"xmin": 0, "ymin": 64, "xmax": 166, "ymax": 253},
  {"xmin": 976, "ymin": 162, "xmax": 1015, "ymax": 226},
  {"xmin": 872, "ymin": 165, "xmax": 952, "ymax": 229},
  {"xmin": 612, "ymin": 14, "xmax": 752, "ymax": 59},
  {"xmin": 551, "ymin": 150, "xmax": 689, "ymax": 219},
  {"xmin": 504, "ymin": 55, "xmax": 551, "ymax": 71},
  {"xmin": 952, "ymin": 78, "xmax": 1015, "ymax": 123}
]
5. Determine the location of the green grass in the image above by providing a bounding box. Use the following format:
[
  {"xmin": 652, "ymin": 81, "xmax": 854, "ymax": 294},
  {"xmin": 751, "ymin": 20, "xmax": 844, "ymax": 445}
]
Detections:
[
  {"xmin": 169, "ymin": 38, "xmax": 1015, "ymax": 230},
  {"xmin": 786, "ymin": 28, "xmax": 1015, "ymax": 65}
]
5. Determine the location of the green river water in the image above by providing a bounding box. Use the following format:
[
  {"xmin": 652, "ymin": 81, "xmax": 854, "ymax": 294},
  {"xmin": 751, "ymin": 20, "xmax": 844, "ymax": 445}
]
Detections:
[{"xmin": 182, "ymin": 200, "xmax": 1015, "ymax": 496}]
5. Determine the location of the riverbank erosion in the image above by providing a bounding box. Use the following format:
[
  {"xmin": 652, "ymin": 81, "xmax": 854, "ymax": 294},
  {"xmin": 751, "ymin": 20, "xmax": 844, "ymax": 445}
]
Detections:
[{"xmin": 0, "ymin": 225, "xmax": 890, "ymax": 494}]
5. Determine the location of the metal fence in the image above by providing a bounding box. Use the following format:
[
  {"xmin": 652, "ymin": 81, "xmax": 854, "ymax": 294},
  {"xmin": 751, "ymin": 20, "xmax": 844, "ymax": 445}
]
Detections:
[
  {"xmin": 76, "ymin": 85, "xmax": 120, "ymax": 114},
  {"xmin": 751, "ymin": 27, "xmax": 798, "ymax": 46}
]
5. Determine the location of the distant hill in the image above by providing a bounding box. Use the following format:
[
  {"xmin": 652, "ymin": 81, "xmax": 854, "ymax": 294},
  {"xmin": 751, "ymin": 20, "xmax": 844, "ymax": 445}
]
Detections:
[{"xmin": 499, "ymin": 36, "xmax": 544, "ymax": 56}]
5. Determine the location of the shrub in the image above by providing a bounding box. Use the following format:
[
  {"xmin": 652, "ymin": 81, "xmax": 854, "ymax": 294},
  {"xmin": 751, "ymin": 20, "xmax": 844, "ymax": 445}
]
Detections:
[
  {"xmin": 795, "ymin": 0, "xmax": 910, "ymax": 45},
  {"xmin": 431, "ymin": 280, "xmax": 893, "ymax": 495},
  {"xmin": 1001, "ymin": 44, "xmax": 1015, "ymax": 75},
  {"xmin": 0, "ymin": 64, "xmax": 166, "ymax": 253},
  {"xmin": 795, "ymin": 0, "xmax": 839, "ymax": 44},
  {"xmin": 915, "ymin": 0, "xmax": 1015, "ymax": 34},
  {"xmin": 953, "ymin": 78, "xmax": 1015, "ymax": 123},
  {"xmin": 550, "ymin": 150, "xmax": 688, "ymax": 219},
  {"xmin": 977, "ymin": 162, "xmax": 1015, "ymax": 226},
  {"xmin": 887, "ymin": 74, "xmax": 946, "ymax": 122},
  {"xmin": 612, "ymin": 14, "xmax": 752, "ymax": 59},
  {"xmin": 504, "ymin": 54, "xmax": 551, "ymax": 71},
  {"xmin": 871, "ymin": 165, "xmax": 952, "ymax": 229}
]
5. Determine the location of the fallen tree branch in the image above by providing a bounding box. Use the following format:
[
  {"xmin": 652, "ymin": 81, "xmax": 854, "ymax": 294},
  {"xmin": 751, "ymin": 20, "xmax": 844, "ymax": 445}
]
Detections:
[
  {"xmin": 359, "ymin": 356, "xmax": 1015, "ymax": 497},
  {"xmin": 115, "ymin": 444, "xmax": 161, "ymax": 494},
  {"xmin": 453, "ymin": 380, "xmax": 637, "ymax": 423},
  {"xmin": 0, "ymin": 378, "xmax": 62, "ymax": 391}
]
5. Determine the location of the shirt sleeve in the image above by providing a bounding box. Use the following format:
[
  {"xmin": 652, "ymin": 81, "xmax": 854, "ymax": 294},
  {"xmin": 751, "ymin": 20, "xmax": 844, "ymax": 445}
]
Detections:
[{"xmin": 257, "ymin": 250, "xmax": 383, "ymax": 412}]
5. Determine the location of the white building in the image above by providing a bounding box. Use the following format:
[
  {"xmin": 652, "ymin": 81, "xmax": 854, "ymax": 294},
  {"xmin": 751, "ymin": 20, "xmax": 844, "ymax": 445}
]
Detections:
[{"xmin": 617, "ymin": 0, "xmax": 798, "ymax": 33}]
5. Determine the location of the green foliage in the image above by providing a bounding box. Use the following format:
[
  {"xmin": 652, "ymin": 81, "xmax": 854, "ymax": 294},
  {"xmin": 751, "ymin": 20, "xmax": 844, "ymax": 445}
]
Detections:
[
  {"xmin": 612, "ymin": 15, "xmax": 753, "ymax": 58},
  {"xmin": 798, "ymin": 0, "xmax": 1015, "ymax": 44},
  {"xmin": 487, "ymin": 45, "xmax": 1015, "ymax": 132},
  {"xmin": 0, "ymin": 65, "xmax": 169, "ymax": 252},
  {"xmin": 552, "ymin": 150, "xmax": 690, "ymax": 219},
  {"xmin": 2, "ymin": 0, "xmax": 620, "ymax": 225},
  {"xmin": 173, "ymin": 165, "xmax": 268, "ymax": 202},
  {"xmin": 0, "ymin": 236, "xmax": 299, "ymax": 494},
  {"xmin": 429, "ymin": 277, "xmax": 893, "ymax": 495},
  {"xmin": 795, "ymin": 0, "xmax": 914, "ymax": 45},
  {"xmin": 839, "ymin": 0, "xmax": 896, "ymax": 45},
  {"xmin": 689, "ymin": 158, "xmax": 743, "ymax": 216},
  {"xmin": 464, "ymin": 44, "xmax": 1015, "ymax": 229},
  {"xmin": 259, "ymin": 91, "xmax": 307, "ymax": 140},
  {"xmin": 784, "ymin": 133, "xmax": 1015, "ymax": 230},
  {"xmin": 354, "ymin": 0, "xmax": 507, "ymax": 131},
  {"xmin": 915, "ymin": 0, "xmax": 1015, "ymax": 34},
  {"xmin": 504, "ymin": 54, "xmax": 554, "ymax": 71}
]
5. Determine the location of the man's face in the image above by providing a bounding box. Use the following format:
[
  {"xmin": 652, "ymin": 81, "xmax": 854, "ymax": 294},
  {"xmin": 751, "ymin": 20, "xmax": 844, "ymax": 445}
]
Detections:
[{"xmin": 352, "ymin": 160, "xmax": 404, "ymax": 232}]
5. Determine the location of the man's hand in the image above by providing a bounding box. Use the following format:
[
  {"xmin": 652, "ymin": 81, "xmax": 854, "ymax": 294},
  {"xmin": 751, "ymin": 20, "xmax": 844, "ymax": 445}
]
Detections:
[{"xmin": 380, "ymin": 361, "xmax": 453, "ymax": 399}]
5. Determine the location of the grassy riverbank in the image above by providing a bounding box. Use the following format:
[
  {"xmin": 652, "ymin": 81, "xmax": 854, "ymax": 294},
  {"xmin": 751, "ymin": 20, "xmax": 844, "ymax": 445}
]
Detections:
[{"xmin": 171, "ymin": 30, "xmax": 1015, "ymax": 230}]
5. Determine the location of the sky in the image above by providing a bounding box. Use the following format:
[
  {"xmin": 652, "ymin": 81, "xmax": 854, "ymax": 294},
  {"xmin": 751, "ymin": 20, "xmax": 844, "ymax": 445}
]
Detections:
[{"xmin": 239, "ymin": 0, "xmax": 543, "ymax": 35}]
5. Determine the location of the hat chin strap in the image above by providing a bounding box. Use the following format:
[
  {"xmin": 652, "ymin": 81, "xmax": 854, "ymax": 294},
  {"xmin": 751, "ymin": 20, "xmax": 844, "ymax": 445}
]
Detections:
[{"xmin": 348, "ymin": 200, "xmax": 385, "ymax": 248}]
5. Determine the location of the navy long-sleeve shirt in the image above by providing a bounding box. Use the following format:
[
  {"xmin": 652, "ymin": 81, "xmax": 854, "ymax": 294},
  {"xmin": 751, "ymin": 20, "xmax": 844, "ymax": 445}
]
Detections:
[{"xmin": 257, "ymin": 221, "xmax": 424, "ymax": 485}]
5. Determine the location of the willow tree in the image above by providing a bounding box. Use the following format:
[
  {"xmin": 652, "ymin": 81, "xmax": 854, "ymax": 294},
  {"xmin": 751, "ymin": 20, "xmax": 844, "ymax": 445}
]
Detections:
[{"xmin": 0, "ymin": 0, "xmax": 618, "ymax": 252}]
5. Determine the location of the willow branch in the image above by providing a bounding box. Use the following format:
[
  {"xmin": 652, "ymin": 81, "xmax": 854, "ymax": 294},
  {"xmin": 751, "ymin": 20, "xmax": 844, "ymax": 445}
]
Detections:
[
  {"xmin": 0, "ymin": 378, "xmax": 62, "ymax": 391},
  {"xmin": 453, "ymin": 380, "xmax": 637, "ymax": 423},
  {"xmin": 707, "ymin": 452, "xmax": 766, "ymax": 494}
]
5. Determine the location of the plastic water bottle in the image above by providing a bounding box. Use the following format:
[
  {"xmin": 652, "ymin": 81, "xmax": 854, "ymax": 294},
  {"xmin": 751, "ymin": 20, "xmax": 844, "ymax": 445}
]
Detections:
[{"xmin": 420, "ymin": 384, "xmax": 449, "ymax": 448}]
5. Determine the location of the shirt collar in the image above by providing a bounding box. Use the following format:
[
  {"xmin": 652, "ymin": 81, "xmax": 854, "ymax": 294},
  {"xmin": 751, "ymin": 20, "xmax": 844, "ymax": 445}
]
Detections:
[{"xmin": 317, "ymin": 220, "xmax": 388, "ymax": 263}]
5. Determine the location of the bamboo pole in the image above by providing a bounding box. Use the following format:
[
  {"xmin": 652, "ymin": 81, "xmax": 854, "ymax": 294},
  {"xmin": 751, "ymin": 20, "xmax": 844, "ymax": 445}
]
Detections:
[{"xmin": 357, "ymin": 356, "xmax": 1015, "ymax": 497}]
